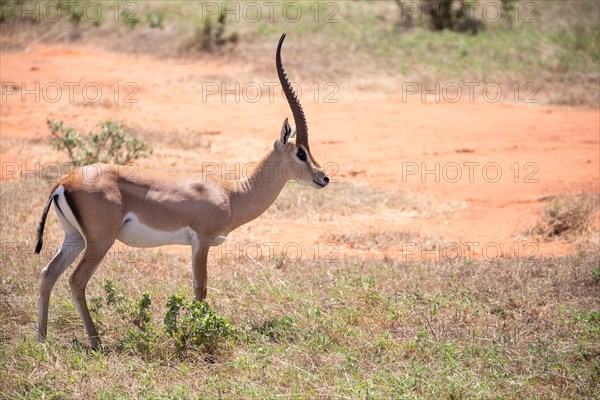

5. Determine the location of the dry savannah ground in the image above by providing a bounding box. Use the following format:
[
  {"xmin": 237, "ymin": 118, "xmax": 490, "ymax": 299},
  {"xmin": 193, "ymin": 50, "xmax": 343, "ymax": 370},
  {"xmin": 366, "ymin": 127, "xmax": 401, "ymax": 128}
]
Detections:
[{"xmin": 0, "ymin": 1, "xmax": 599, "ymax": 399}]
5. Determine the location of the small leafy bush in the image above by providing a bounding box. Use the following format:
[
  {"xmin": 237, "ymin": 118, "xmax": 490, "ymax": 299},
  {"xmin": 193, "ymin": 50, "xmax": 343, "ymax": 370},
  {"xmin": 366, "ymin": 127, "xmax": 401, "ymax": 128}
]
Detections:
[
  {"xmin": 192, "ymin": 9, "xmax": 238, "ymax": 52},
  {"xmin": 102, "ymin": 280, "xmax": 158, "ymax": 354},
  {"xmin": 117, "ymin": 296, "xmax": 158, "ymax": 354},
  {"xmin": 400, "ymin": 0, "xmax": 481, "ymax": 33},
  {"xmin": 165, "ymin": 294, "xmax": 237, "ymax": 352},
  {"xmin": 90, "ymin": 282, "xmax": 238, "ymax": 355},
  {"xmin": 575, "ymin": 310, "xmax": 600, "ymax": 335},
  {"xmin": 48, "ymin": 119, "xmax": 152, "ymax": 166},
  {"xmin": 146, "ymin": 12, "xmax": 164, "ymax": 29},
  {"xmin": 592, "ymin": 268, "xmax": 600, "ymax": 285},
  {"xmin": 252, "ymin": 316, "xmax": 297, "ymax": 342},
  {"xmin": 62, "ymin": 0, "xmax": 84, "ymax": 25}
]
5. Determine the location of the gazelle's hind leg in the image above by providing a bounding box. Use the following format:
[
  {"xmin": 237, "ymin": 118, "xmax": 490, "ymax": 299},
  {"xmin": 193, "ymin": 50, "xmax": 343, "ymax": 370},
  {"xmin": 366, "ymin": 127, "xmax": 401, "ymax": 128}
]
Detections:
[
  {"xmin": 37, "ymin": 209, "xmax": 85, "ymax": 342},
  {"xmin": 69, "ymin": 238, "xmax": 116, "ymax": 350}
]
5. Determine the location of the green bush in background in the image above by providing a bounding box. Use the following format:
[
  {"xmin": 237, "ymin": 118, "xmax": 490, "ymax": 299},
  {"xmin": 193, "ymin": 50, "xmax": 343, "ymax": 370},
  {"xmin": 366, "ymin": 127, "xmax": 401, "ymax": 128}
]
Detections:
[{"xmin": 48, "ymin": 119, "xmax": 152, "ymax": 166}]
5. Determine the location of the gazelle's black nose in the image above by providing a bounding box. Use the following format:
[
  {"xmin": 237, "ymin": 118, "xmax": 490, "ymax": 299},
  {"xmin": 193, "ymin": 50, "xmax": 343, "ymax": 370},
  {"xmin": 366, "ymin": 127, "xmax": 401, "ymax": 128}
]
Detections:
[{"xmin": 324, "ymin": 176, "xmax": 330, "ymax": 184}]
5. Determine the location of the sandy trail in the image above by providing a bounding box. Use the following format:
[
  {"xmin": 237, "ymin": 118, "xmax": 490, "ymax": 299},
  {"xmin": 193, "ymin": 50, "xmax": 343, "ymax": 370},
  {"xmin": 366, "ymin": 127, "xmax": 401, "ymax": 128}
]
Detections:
[{"xmin": 1, "ymin": 43, "xmax": 598, "ymax": 260}]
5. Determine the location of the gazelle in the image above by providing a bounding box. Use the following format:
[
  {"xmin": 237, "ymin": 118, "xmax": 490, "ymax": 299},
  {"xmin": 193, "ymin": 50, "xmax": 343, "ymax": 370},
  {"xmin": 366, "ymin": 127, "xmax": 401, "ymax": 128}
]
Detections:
[{"xmin": 34, "ymin": 33, "xmax": 329, "ymax": 349}]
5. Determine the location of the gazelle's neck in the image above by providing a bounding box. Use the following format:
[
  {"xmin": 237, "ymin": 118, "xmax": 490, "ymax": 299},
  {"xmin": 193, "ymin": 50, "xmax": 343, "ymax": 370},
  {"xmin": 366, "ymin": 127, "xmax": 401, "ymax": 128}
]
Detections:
[{"xmin": 226, "ymin": 143, "xmax": 288, "ymax": 230}]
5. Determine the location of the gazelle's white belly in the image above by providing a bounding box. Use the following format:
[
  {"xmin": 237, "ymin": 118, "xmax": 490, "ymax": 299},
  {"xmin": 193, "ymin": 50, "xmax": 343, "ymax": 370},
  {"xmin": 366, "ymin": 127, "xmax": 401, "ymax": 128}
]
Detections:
[{"xmin": 117, "ymin": 213, "xmax": 193, "ymax": 248}]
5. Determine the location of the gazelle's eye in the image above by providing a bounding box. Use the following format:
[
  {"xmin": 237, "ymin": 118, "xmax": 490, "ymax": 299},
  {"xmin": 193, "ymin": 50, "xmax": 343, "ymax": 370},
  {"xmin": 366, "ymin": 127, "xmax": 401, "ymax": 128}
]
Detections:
[{"xmin": 296, "ymin": 148, "xmax": 307, "ymax": 162}]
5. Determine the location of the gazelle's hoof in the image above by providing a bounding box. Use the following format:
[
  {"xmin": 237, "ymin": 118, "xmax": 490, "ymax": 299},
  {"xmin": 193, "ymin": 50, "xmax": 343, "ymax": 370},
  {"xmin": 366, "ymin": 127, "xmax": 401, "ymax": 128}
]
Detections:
[{"xmin": 89, "ymin": 338, "xmax": 102, "ymax": 351}]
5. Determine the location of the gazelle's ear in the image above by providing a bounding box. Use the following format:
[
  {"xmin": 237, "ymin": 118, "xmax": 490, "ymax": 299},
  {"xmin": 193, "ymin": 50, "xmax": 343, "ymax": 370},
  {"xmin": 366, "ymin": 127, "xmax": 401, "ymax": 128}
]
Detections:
[{"xmin": 280, "ymin": 118, "xmax": 293, "ymax": 144}]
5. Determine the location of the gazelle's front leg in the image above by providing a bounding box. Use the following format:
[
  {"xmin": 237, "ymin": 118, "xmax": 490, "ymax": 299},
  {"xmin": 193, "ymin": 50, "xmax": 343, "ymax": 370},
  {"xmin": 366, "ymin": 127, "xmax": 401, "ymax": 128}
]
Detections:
[{"xmin": 191, "ymin": 241, "xmax": 210, "ymax": 301}]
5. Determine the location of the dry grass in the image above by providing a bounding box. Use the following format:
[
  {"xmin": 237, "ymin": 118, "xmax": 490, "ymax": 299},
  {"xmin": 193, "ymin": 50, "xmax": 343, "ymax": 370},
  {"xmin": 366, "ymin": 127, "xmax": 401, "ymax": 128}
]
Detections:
[
  {"xmin": 265, "ymin": 181, "xmax": 458, "ymax": 221},
  {"xmin": 325, "ymin": 230, "xmax": 440, "ymax": 252},
  {"xmin": 1, "ymin": 178, "xmax": 599, "ymax": 399},
  {"xmin": 529, "ymin": 193, "xmax": 600, "ymax": 240},
  {"xmin": 132, "ymin": 128, "xmax": 219, "ymax": 151}
]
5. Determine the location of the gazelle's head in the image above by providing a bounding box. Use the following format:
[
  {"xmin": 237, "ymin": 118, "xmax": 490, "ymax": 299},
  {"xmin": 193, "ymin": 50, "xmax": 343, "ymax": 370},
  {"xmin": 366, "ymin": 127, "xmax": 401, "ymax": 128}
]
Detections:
[{"xmin": 275, "ymin": 33, "xmax": 329, "ymax": 190}]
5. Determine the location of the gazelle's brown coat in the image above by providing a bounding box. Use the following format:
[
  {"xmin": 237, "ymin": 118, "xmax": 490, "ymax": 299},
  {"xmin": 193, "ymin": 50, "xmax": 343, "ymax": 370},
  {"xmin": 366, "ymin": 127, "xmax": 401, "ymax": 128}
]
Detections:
[{"xmin": 35, "ymin": 33, "xmax": 329, "ymax": 349}]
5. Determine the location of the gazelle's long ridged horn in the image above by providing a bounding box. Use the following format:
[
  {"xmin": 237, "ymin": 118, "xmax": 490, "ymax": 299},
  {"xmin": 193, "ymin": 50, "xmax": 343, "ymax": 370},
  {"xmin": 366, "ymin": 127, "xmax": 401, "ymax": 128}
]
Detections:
[{"xmin": 276, "ymin": 33, "xmax": 309, "ymax": 149}]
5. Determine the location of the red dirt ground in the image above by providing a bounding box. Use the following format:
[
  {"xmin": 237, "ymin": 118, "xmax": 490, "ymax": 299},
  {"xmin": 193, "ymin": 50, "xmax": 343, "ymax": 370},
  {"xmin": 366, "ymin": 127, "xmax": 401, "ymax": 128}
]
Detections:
[{"xmin": 1, "ymin": 43, "xmax": 599, "ymax": 260}]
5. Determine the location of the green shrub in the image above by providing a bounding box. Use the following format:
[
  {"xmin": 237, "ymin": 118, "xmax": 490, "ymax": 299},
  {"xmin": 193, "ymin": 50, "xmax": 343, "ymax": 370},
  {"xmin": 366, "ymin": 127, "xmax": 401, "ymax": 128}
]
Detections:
[
  {"xmin": 146, "ymin": 12, "xmax": 164, "ymax": 29},
  {"xmin": 62, "ymin": 0, "xmax": 83, "ymax": 25},
  {"xmin": 91, "ymin": 282, "xmax": 238, "ymax": 355},
  {"xmin": 400, "ymin": 0, "xmax": 481, "ymax": 33},
  {"xmin": 592, "ymin": 268, "xmax": 600, "ymax": 284},
  {"xmin": 165, "ymin": 294, "xmax": 237, "ymax": 352},
  {"xmin": 101, "ymin": 280, "xmax": 158, "ymax": 354},
  {"xmin": 116, "ymin": 293, "xmax": 158, "ymax": 353},
  {"xmin": 252, "ymin": 316, "xmax": 297, "ymax": 342},
  {"xmin": 575, "ymin": 310, "xmax": 600, "ymax": 335},
  {"xmin": 192, "ymin": 9, "xmax": 238, "ymax": 52},
  {"xmin": 48, "ymin": 119, "xmax": 152, "ymax": 166}
]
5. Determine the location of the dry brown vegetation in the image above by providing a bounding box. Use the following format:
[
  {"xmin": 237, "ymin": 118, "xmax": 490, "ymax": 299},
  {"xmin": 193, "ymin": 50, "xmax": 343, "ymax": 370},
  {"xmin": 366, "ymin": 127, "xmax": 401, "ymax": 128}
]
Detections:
[
  {"xmin": 325, "ymin": 230, "xmax": 440, "ymax": 252},
  {"xmin": 529, "ymin": 193, "xmax": 600, "ymax": 240},
  {"xmin": 266, "ymin": 182, "xmax": 458, "ymax": 220}
]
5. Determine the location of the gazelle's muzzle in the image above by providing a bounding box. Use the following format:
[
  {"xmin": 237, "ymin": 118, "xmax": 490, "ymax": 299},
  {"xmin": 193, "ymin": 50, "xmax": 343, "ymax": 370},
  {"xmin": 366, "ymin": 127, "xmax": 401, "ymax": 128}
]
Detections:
[{"xmin": 313, "ymin": 170, "xmax": 329, "ymax": 188}]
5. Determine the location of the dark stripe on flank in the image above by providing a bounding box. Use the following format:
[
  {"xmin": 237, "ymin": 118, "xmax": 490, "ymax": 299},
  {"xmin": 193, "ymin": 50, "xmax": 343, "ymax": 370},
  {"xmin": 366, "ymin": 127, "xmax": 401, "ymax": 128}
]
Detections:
[{"xmin": 62, "ymin": 188, "xmax": 85, "ymax": 233}]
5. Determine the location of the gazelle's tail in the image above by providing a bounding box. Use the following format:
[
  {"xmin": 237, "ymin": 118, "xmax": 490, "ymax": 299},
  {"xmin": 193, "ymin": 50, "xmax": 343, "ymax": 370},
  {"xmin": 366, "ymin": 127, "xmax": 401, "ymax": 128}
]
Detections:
[{"xmin": 35, "ymin": 194, "xmax": 58, "ymax": 254}]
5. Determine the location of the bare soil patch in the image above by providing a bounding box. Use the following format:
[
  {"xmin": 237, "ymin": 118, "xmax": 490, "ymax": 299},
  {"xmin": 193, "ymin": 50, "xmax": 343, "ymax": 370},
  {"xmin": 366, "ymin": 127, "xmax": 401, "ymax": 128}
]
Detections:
[{"xmin": 1, "ymin": 41, "xmax": 598, "ymax": 260}]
